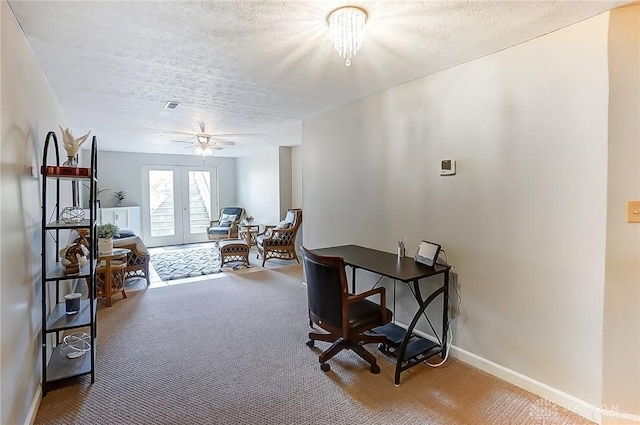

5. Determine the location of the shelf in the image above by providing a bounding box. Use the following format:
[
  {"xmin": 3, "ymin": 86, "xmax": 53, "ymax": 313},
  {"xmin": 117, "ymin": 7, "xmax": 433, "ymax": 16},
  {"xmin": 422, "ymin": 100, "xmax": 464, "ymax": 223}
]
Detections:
[
  {"xmin": 46, "ymin": 340, "xmax": 95, "ymax": 383},
  {"xmin": 45, "ymin": 260, "xmax": 97, "ymax": 281},
  {"xmin": 390, "ymin": 338, "xmax": 440, "ymax": 361},
  {"xmin": 374, "ymin": 322, "xmax": 441, "ymax": 362},
  {"xmin": 372, "ymin": 322, "xmax": 406, "ymax": 345},
  {"xmin": 44, "ymin": 219, "xmax": 93, "ymax": 230},
  {"xmin": 41, "ymin": 165, "xmax": 92, "ymax": 179},
  {"xmin": 41, "ymin": 130, "xmax": 98, "ymax": 395},
  {"xmin": 46, "ymin": 299, "xmax": 97, "ymax": 332}
]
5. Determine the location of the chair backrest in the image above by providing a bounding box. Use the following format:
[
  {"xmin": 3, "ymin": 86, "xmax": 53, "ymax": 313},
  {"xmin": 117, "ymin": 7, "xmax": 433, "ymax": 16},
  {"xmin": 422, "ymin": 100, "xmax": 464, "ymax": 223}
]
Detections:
[
  {"xmin": 302, "ymin": 247, "xmax": 347, "ymax": 329},
  {"xmin": 218, "ymin": 207, "xmax": 244, "ymax": 225}
]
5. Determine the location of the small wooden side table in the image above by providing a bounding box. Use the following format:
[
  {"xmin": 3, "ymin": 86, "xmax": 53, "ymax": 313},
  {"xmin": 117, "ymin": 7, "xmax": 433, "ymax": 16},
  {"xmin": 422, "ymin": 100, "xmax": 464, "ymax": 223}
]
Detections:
[
  {"xmin": 97, "ymin": 248, "xmax": 130, "ymax": 307},
  {"xmin": 238, "ymin": 224, "xmax": 260, "ymax": 247}
]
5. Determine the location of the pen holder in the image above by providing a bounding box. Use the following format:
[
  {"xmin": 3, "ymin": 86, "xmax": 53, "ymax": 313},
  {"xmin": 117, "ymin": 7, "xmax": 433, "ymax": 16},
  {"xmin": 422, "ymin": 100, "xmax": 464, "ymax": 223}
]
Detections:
[{"xmin": 397, "ymin": 246, "xmax": 405, "ymax": 258}]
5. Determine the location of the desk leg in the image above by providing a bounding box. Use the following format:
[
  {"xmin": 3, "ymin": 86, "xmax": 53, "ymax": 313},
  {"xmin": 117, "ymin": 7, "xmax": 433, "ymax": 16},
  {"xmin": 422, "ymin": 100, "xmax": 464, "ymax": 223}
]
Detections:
[
  {"xmin": 394, "ymin": 282, "xmax": 446, "ymax": 385},
  {"xmin": 441, "ymin": 271, "xmax": 450, "ymax": 360},
  {"xmin": 351, "ymin": 267, "xmax": 356, "ymax": 294}
]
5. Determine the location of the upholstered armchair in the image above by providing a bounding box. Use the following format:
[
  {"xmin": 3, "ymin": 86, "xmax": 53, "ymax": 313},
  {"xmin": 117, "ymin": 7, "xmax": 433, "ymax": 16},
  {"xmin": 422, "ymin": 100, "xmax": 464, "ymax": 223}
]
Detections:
[
  {"xmin": 255, "ymin": 208, "xmax": 302, "ymax": 266},
  {"xmin": 79, "ymin": 229, "xmax": 151, "ymax": 286},
  {"xmin": 207, "ymin": 207, "xmax": 245, "ymax": 242}
]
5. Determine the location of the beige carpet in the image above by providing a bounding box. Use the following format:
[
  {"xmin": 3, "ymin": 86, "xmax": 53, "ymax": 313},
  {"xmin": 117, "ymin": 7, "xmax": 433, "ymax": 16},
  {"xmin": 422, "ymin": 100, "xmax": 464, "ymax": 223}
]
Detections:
[{"xmin": 35, "ymin": 265, "xmax": 593, "ymax": 425}]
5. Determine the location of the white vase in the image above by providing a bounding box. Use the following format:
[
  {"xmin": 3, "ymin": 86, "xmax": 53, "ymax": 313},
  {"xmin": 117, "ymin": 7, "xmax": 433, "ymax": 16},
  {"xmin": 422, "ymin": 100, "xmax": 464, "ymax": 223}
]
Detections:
[{"xmin": 98, "ymin": 237, "xmax": 113, "ymax": 255}]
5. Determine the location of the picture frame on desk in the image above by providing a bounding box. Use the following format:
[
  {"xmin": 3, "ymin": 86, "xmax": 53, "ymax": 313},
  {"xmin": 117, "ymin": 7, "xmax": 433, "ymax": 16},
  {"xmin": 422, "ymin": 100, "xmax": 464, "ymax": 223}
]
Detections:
[{"xmin": 414, "ymin": 240, "xmax": 441, "ymax": 267}]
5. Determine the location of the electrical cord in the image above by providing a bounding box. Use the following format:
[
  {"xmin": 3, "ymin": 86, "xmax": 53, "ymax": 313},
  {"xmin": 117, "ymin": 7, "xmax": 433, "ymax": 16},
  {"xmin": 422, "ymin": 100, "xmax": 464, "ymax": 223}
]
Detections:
[{"xmin": 425, "ymin": 249, "xmax": 462, "ymax": 367}]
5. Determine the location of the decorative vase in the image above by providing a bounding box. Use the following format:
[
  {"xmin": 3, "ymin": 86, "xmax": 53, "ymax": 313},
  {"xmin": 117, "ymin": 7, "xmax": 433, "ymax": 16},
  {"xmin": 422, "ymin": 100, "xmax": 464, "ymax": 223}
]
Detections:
[
  {"xmin": 63, "ymin": 155, "xmax": 81, "ymax": 207},
  {"xmin": 98, "ymin": 237, "xmax": 113, "ymax": 256},
  {"xmin": 63, "ymin": 156, "xmax": 78, "ymax": 167}
]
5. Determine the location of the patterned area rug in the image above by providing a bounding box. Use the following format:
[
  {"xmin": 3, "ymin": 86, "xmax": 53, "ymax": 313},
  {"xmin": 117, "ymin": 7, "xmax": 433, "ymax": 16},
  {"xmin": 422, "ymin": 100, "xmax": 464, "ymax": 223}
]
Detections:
[{"xmin": 151, "ymin": 246, "xmax": 250, "ymax": 281}]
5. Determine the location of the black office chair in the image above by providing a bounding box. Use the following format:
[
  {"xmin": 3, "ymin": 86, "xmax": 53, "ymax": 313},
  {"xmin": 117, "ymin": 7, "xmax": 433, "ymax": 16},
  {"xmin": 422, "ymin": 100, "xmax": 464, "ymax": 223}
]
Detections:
[{"xmin": 302, "ymin": 247, "xmax": 392, "ymax": 374}]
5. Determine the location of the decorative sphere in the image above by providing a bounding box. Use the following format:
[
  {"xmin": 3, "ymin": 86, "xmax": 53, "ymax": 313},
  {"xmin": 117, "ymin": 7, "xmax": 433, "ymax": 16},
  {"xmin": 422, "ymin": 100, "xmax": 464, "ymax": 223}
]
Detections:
[{"xmin": 60, "ymin": 207, "xmax": 85, "ymax": 224}]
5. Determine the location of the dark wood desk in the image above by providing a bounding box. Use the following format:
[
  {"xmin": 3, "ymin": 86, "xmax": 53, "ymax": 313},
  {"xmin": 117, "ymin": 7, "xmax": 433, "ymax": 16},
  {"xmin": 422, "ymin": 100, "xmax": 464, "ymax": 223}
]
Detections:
[{"xmin": 311, "ymin": 244, "xmax": 450, "ymax": 385}]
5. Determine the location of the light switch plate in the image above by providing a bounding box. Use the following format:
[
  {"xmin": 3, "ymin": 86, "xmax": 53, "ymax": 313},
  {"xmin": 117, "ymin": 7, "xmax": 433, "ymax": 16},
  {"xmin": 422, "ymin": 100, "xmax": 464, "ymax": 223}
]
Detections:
[{"xmin": 626, "ymin": 200, "xmax": 640, "ymax": 223}]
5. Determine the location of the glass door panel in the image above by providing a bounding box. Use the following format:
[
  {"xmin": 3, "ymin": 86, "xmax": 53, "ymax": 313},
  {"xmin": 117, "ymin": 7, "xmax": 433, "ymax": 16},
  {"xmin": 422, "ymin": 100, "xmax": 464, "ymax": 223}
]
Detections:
[
  {"xmin": 149, "ymin": 169, "xmax": 176, "ymax": 238},
  {"xmin": 142, "ymin": 165, "xmax": 217, "ymax": 247},
  {"xmin": 183, "ymin": 170, "xmax": 212, "ymax": 243}
]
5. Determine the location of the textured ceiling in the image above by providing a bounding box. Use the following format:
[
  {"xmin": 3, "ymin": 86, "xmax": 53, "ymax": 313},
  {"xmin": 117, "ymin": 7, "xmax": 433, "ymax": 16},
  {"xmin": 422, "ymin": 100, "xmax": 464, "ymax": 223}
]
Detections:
[{"xmin": 9, "ymin": 0, "xmax": 630, "ymax": 157}]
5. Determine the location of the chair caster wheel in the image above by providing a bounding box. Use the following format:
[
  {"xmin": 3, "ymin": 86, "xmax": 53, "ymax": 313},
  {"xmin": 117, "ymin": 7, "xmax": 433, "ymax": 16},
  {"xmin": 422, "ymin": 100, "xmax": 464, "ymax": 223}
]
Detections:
[
  {"xmin": 320, "ymin": 363, "xmax": 330, "ymax": 372},
  {"xmin": 370, "ymin": 364, "xmax": 380, "ymax": 374},
  {"xmin": 377, "ymin": 343, "xmax": 387, "ymax": 352},
  {"xmin": 306, "ymin": 340, "xmax": 314, "ymax": 348}
]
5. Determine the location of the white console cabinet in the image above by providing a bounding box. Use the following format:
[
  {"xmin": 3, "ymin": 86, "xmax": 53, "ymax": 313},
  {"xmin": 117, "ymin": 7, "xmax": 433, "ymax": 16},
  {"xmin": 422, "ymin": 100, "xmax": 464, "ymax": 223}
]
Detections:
[{"xmin": 101, "ymin": 206, "xmax": 141, "ymax": 235}]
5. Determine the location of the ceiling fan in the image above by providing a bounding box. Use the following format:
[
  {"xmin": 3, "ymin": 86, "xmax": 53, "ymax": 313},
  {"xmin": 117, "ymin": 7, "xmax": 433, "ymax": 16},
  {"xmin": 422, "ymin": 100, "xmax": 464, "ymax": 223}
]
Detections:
[{"xmin": 171, "ymin": 122, "xmax": 237, "ymax": 156}]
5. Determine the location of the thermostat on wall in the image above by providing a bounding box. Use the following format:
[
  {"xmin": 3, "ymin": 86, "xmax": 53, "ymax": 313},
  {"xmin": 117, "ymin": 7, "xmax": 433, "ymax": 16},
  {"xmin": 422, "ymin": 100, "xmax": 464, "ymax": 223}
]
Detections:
[{"xmin": 440, "ymin": 160, "xmax": 456, "ymax": 176}]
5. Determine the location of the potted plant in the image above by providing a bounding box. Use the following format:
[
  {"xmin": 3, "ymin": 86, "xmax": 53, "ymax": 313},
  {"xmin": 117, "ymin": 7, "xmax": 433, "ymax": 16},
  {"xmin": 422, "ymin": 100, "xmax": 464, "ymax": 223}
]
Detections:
[
  {"xmin": 97, "ymin": 223, "xmax": 119, "ymax": 255},
  {"xmin": 113, "ymin": 190, "xmax": 126, "ymax": 207}
]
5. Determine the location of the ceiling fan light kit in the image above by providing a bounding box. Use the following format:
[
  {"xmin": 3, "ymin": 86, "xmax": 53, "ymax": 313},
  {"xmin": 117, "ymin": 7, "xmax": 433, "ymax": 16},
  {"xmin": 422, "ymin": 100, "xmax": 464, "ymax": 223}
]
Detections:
[
  {"xmin": 327, "ymin": 6, "xmax": 368, "ymax": 67},
  {"xmin": 194, "ymin": 143, "xmax": 214, "ymax": 157},
  {"xmin": 171, "ymin": 122, "xmax": 236, "ymax": 157}
]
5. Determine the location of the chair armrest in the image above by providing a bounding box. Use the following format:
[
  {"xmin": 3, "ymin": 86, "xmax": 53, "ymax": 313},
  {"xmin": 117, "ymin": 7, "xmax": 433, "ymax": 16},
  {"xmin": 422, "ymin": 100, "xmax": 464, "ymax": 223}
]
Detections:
[
  {"xmin": 209, "ymin": 219, "xmax": 221, "ymax": 227},
  {"xmin": 348, "ymin": 287, "xmax": 385, "ymax": 302},
  {"xmin": 347, "ymin": 287, "xmax": 388, "ymax": 323},
  {"xmin": 257, "ymin": 225, "xmax": 276, "ymax": 237},
  {"xmin": 261, "ymin": 227, "xmax": 298, "ymax": 245}
]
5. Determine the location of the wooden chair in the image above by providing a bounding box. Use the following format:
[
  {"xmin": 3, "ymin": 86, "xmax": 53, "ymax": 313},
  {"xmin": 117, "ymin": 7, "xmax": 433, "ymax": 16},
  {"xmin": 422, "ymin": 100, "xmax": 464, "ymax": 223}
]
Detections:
[
  {"xmin": 206, "ymin": 207, "xmax": 245, "ymax": 242},
  {"xmin": 113, "ymin": 235, "xmax": 150, "ymax": 285},
  {"xmin": 256, "ymin": 209, "xmax": 302, "ymax": 266},
  {"xmin": 301, "ymin": 247, "xmax": 392, "ymax": 374}
]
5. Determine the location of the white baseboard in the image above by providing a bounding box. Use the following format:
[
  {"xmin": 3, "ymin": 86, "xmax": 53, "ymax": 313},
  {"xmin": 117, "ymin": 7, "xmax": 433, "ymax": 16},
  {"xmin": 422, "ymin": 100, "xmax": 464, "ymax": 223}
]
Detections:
[
  {"xmin": 24, "ymin": 385, "xmax": 42, "ymax": 425},
  {"xmin": 601, "ymin": 409, "xmax": 640, "ymax": 423},
  {"xmin": 448, "ymin": 342, "xmax": 602, "ymax": 423},
  {"xmin": 393, "ymin": 321, "xmax": 639, "ymax": 425}
]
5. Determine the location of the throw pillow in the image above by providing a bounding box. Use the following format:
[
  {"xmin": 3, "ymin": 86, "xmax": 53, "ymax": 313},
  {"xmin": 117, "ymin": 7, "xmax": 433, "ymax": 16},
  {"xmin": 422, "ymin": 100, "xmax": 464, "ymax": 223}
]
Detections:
[
  {"xmin": 219, "ymin": 220, "xmax": 232, "ymax": 228},
  {"xmin": 274, "ymin": 220, "xmax": 292, "ymax": 230},
  {"xmin": 220, "ymin": 214, "xmax": 237, "ymax": 223}
]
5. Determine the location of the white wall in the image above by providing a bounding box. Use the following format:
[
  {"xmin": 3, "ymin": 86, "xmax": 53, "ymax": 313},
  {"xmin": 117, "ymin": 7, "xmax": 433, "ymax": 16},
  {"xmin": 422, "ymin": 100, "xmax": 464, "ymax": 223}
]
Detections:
[
  {"xmin": 303, "ymin": 12, "xmax": 610, "ymax": 408},
  {"xmin": 85, "ymin": 151, "xmax": 237, "ymax": 209},
  {"xmin": 602, "ymin": 5, "xmax": 640, "ymax": 419},
  {"xmin": 292, "ymin": 146, "xmax": 303, "ymax": 249},
  {"xmin": 0, "ymin": 2, "xmax": 70, "ymax": 423},
  {"xmin": 236, "ymin": 147, "xmax": 284, "ymax": 225},
  {"xmin": 81, "ymin": 151, "xmax": 237, "ymax": 233},
  {"xmin": 278, "ymin": 147, "xmax": 293, "ymax": 220},
  {"xmin": 291, "ymin": 146, "xmax": 303, "ymax": 209}
]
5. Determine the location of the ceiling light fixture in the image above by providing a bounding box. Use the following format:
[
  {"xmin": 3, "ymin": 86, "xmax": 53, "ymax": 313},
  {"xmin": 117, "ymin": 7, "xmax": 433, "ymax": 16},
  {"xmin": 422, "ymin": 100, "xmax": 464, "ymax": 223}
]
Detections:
[
  {"xmin": 327, "ymin": 6, "xmax": 368, "ymax": 67},
  {"xmin": 194, "ymin": 134, "xmax": 214, "ymax": 157}
]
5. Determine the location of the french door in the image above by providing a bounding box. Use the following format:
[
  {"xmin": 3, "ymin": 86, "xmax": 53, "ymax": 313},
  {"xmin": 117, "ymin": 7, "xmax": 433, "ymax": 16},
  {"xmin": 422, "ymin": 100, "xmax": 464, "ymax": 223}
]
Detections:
[{"xmin": 141, "ymin": 165, "xmax": 218, "ymax": 247}]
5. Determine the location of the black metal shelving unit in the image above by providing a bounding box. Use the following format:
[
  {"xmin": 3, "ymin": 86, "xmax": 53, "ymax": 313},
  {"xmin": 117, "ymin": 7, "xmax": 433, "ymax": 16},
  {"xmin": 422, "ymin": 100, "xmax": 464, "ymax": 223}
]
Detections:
[{"xmin": 40, "ymin": 131, "xmax": 98, "ymax": 395}]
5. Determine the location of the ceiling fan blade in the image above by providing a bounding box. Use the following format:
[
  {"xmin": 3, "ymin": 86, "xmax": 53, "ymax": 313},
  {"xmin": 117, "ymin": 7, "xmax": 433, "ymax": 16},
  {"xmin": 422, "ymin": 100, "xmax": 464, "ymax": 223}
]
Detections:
[
  {"xmin": 171, "ymin": 139, "xmax": 194, "ymax": 144},
  {"xmin": 211, "ymin": 133, "xmax": 259, "ymax": 137},
  {"xmin": 199, "ymin": 122, "xmax": 206, "ymax": 133},
  {"xmin": 170, "ymin": 132, "xmax": 197, "ymax": 137},
  {"xmin": 210, "ymin": 138, "xmax": 235, "ymax": 145},
  {"xmin": 212, "ymin": 145, "xmax": 224, "ymax": 150}
]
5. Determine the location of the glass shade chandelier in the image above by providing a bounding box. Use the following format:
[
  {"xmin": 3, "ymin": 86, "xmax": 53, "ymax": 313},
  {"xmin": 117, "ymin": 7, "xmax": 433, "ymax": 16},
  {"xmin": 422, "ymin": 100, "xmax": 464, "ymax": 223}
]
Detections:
[
  {"xmin": 194, "ymin": 134, "xmax": 214, "ymax": 157},
  {"xmin": 327, "ymin": 6, "xmax": 368, "ymax": 66}
]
